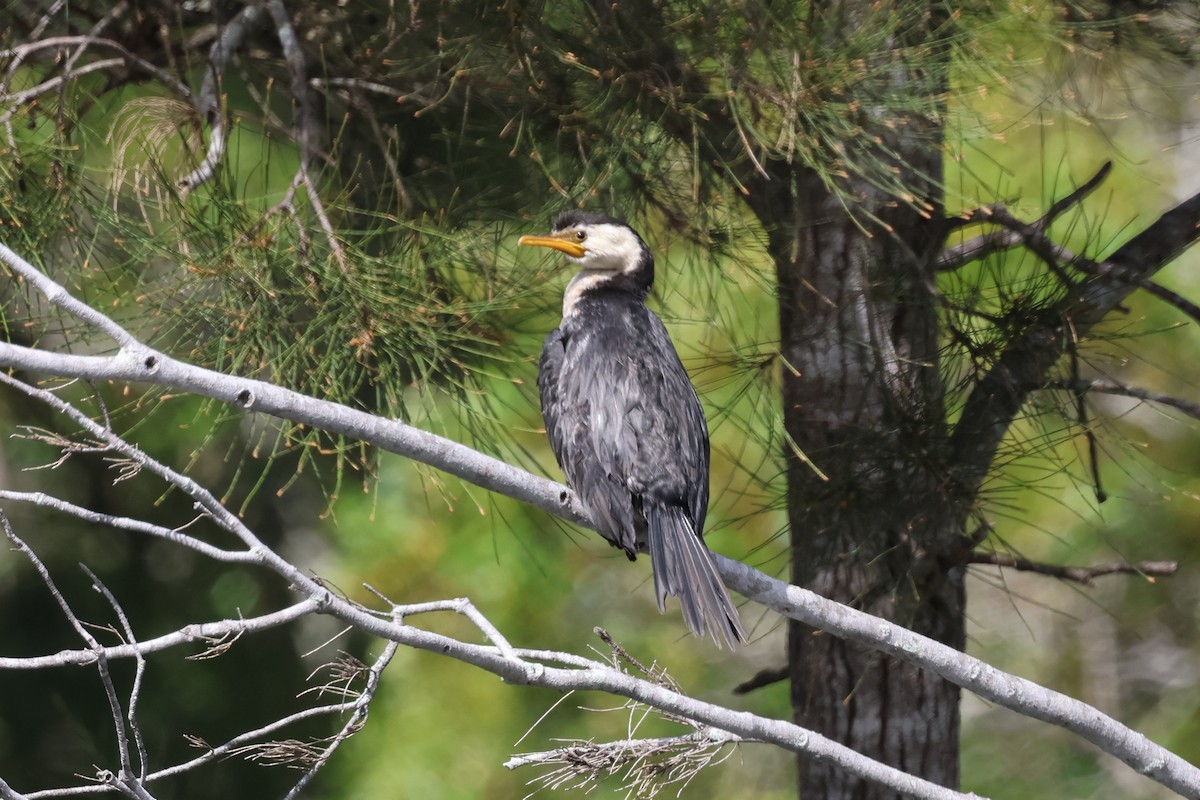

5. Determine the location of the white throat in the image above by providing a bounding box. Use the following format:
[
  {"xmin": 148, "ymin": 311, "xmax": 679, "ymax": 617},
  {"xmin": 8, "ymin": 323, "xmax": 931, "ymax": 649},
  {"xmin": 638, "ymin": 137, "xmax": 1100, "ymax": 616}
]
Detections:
[{"xmin": 562, "ymin": 269, "xmax": 614, "ymax": 317}]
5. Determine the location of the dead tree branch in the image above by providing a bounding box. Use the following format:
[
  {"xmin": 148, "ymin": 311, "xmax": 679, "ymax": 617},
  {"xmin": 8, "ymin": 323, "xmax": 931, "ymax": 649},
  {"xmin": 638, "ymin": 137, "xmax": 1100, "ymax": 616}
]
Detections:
[
  {"xmin": 969, "ymin": 552, "xmax": 1179, "ymax": 586},
  {"xmin": 0, "ymin": 516, "xmax": 156, "ymax": 799},
  {"xmin": 280, "ymin": 641, "xmax": 398, "ymax": 799},
  {"xmin": 0, "ymin": 489, "xmax": 260, "ymax": 563},
  {"xmin": 0, "ymin": 362, "xmax": 975, "ymax": 800},
  {"xmin": 715, "ymin": 553, "xmax": 1200, "ymax": 797},
  {"xmin": 0, "ymin": 600, "xmax": 322, "ymax": 670},
  {"xmin": 83, "ymin": 566, "xmax": 150, "ymax": 784}
]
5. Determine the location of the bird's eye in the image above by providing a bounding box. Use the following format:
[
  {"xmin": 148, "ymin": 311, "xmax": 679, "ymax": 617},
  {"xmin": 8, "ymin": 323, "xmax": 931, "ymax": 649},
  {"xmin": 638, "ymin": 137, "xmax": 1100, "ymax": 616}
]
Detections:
[{"xmin": 574, "ymin": 230, "xmax": 587, "ymax": 241}]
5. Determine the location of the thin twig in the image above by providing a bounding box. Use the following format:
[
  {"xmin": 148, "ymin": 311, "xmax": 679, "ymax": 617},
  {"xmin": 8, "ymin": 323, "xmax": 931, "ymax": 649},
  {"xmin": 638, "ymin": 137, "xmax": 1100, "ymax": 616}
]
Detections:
[
  {"xmin": 0, "ymin": 514, "xmax": 152, "ymax": 798},
  {"xmin": 1052, "ymin": 378, "xmax": 1200, "ymax": 423},
  {"xmin": 1042, "ymin": 161, "xmax": 1114, "ymax": 221},
  {"xmin": 282, "ymin": 641, "xmax": 400, "ymax": 798},
  {"xmin": 111, "ymin": 703, "xmax": 369, "ymax": 793},
  {"xmin": 970, "ymin": 552, "xmax": 1178, "ymax": 586},
  {"xmin": 0, "ymin": 490, "xmax": 260, "ymax": 563},
  {"xmin": 732, "ymin": 665, "xmax": 788, "ymax": 695},
  {"xmin": 81, "ymin": 567, "xmax": 150, "ymax": 781},
  {"xmin": 1067, "ymin": 321, "xmax": 1106, "ymax": 502},
  {"xmin": 0, "ymin": 600, "xmax": 321, "ymax": 670},
  {"xmin": 938, "ymin": 161, "xmax": 1113, "ymax": 271}
]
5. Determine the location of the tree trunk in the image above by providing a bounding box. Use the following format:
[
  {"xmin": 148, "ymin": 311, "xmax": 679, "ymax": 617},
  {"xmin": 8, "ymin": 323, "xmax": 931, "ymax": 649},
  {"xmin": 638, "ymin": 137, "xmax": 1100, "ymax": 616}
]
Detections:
[
  {"xmin": 749, "ymin": 120, "xmax": 966, "ymax": 799},
  {"xmin": 730, "ymin": 3, "xmax": 969, "ymax": 794}
]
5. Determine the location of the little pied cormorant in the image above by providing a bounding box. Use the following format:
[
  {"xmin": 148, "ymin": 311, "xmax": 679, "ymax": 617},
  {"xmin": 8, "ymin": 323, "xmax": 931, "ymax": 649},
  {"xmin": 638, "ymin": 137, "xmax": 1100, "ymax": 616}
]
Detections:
[{"xmin": 520, "ymin": 210, "xmax": 747, "ymax": 648}]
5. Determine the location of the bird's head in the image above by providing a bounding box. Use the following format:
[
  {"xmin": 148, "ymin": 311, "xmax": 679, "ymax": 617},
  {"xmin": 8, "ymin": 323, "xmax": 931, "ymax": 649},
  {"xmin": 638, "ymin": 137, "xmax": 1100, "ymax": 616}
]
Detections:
[{"xmin": 519, "ymin": 211, "xmax": 654, "ymax": 312}]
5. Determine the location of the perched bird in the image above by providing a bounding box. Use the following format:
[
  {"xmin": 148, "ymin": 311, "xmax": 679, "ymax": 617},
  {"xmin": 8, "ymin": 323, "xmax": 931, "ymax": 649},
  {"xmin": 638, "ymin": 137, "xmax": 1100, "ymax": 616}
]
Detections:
[{"xmin": 520, "ymin": 210, "xmax": 746, "ymax": 648}]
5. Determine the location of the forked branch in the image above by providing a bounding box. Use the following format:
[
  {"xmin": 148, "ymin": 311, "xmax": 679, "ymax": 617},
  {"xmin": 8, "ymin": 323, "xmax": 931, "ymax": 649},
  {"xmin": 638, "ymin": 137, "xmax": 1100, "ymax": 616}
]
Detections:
[
  {"xmin": 950, "ymin": 187, "xmax": 1200, "ymax": 494},
  {"xmin": 938, "ymin": 161, "xmax": 1113, "ymax": 272}
]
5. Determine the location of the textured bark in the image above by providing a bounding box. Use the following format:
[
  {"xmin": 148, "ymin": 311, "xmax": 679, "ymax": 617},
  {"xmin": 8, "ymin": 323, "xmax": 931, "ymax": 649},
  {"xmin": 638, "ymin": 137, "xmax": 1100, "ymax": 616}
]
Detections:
[
  {"xmin": 743, "ymin": 6, "xmax": 966, "ymax": 784},
  {"xmin": 753, "ymin": 165, "xmax": 965, "ymax": 797}
]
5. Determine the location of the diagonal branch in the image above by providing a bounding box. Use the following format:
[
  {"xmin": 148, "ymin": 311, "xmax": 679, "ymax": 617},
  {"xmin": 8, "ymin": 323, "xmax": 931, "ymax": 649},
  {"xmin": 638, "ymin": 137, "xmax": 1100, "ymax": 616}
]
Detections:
[
  {"xmin": 949, "ymin": 188, "xmax": 1200, "ymax": 495},
  {"xmin": 938, "ymin": 161, "xmax": 1113, "ymax": 271},
  {"xmin": 715, "ymin": 554, "xmax": 1200, "ymax": 797},
  {"xmin": 0, "ymin": 429, "xmax": 972, "ymax": 800},
  {"xmin": 1049, "ymin": 378, "xmax": 1200, "ymax": 423}
]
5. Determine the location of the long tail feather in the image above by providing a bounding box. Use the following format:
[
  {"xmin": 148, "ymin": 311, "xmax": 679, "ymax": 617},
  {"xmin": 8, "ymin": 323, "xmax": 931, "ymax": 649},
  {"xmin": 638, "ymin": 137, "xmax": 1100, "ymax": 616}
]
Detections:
[{"xmin": 645, "ymin": 504, "xmax": 746, "ymax": 648}]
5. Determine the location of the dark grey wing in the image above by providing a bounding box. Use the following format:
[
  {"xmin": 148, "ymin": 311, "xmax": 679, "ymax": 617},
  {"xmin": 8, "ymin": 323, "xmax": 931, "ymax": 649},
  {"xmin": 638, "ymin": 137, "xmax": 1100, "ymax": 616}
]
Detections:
[
  {"xmin": 562, "ymin": 304, "xmax": 710, "ymax": 531},
  {"xmin": 539, "ymin": 325, "xmax": 639, "ymax": 555},
  {"xmin": 542, "ymin": 303, "xmax": 743, "ymax": 645},
  {"xmin": 592, "ymin": 308, "xmax": 741, "ymax": 646},
  {"xmin": 537, "ymin": 327, "xmax": 567, "ymax": 460},
  {"xmin": 609, "ymin": 310, "xmax": 710, "ymax": 534}
]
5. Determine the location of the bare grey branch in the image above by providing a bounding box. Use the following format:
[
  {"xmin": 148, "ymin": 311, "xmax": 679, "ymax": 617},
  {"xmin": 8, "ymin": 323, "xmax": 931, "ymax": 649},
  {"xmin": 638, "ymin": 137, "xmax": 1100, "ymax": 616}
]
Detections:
[{"xmin": 176, "ymin": 5, "xmax": 266, "ymax": 192}]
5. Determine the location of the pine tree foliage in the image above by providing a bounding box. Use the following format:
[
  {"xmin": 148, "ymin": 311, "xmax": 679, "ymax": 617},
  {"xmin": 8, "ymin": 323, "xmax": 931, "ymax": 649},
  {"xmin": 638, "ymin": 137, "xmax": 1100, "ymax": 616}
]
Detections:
[{"xmin": 1, "ymin": 1, "xmax": 1193, "ymax": 419}]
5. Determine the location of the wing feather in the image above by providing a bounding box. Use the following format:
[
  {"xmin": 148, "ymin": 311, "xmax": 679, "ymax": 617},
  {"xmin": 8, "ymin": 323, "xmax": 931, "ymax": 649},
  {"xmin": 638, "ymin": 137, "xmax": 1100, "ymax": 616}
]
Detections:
[{"xmin": 539, "ymin": 292, "xmax": 744, "ymax": 645}]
